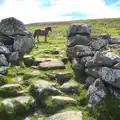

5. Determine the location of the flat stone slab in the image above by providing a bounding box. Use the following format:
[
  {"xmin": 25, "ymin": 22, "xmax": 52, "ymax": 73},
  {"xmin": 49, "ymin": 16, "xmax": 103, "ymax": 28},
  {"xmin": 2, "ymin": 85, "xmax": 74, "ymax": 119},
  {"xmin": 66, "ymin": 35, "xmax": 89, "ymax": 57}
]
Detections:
[
  {"xmin": 52, "ymin": 96, "xmax": 77, "ymax": 102},
  {"xmin": 48, "ymin": 111, "xmax": 82, "ymax": 120},
  {"xmin": 39, "ymin": 60, "xmax": 65, "ymax": 70}
]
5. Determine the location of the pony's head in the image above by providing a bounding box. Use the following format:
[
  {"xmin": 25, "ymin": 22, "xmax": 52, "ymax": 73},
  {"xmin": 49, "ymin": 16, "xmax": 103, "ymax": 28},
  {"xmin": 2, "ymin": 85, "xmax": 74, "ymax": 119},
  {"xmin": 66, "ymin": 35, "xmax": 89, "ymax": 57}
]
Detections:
[{"xmin": 45, "ymin": 27, "xmax": 52, "ymax": 32}]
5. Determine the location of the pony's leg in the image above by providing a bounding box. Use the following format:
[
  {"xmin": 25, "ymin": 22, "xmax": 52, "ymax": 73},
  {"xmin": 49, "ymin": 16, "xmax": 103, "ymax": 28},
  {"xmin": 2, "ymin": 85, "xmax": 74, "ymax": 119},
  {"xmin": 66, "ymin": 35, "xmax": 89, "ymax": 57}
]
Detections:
[
  {"xmin": 45, "ymin": 35, "xmax": 47, "ymax": 42},
  {"xmin": 37, "ymin": 35, "xmax": 39, "ymax": 43}
]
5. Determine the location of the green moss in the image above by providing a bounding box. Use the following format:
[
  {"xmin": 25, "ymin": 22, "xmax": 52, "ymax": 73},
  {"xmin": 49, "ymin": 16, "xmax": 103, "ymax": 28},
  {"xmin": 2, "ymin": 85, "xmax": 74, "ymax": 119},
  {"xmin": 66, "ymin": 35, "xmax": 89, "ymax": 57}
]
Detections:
[{"xmin": 43, "ymin": 96, "xmax": 78, "ymax": 114}]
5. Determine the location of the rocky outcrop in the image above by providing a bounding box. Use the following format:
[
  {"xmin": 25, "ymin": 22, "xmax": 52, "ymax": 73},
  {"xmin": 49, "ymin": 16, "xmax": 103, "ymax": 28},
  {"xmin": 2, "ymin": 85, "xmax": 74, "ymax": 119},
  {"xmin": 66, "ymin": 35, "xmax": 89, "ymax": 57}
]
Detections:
[
  {"xmin": 0, "ymin": 17, "xmax": 35, "ymax": 75},
  {"xmin": 66, "ymin": 23, "xmax": 120, "ymax": 113}
]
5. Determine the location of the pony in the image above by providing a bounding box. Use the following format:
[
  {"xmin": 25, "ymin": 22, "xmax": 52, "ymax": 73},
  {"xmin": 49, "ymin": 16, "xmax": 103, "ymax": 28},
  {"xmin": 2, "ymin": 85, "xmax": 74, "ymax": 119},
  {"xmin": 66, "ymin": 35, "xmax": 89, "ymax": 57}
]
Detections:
[{"xmin": 33, "ymin": 27, "xmax": 52, "ymax": 42}]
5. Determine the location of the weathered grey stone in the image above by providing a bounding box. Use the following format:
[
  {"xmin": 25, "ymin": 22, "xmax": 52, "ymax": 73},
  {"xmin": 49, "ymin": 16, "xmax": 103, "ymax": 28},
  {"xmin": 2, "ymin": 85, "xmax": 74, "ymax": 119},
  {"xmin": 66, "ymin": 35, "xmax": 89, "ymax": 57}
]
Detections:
[
  {"xmin": 113, "ymin": 63, "xmax": 120, "ymax": 69},
  {"xmin": 23, "ymin": 55, "xmax": 34, "ymax": 66},
  {"xmin": 52, "ymin": 96, "xmax": 77, "ymax": 102},
  {"xmin": 0, "ymin": 66, "xmax": 8, "ymax": 75},
  {"xmin": 30, "ymin": 80, "xmax": 62, "ymax": 100},
  {"xmin": 23, "ymin": 70, "xmax": 47, "ymax": 80},
  {"xmin": 109, "ymin": 37, "xmax": 120, "ymax": 44},
  {"xmin": 0, "ymin": 31, "xmax": 14, "ymax": 45},
  {"xmin": 97, "ymin": 34, "xmax": 111, "ymax": 40},
  {"xmin": 0, "ymin": 45, "xmax": 11, "ymax": 55},
  {"xmin": 34, "ymin": 58, "xmax": 58, "ymax": 65},
  {"xmin": 73, "ymin": 45, "xmax": 93, "ymax": 57},
  {"xmin": 67, "ymin": 34, "xmax": 89, "ymax": 47},
  {"xmin": 67, "ymin": 23, "xmax": 91, "ymax": 37},
  {"xmin": 13, "ymin": 34, "xmax": 35, "ymax": 56},
  {"xmin": 85, "ymin": 51, "xmax": 114, "ymax": 67},
  {"xmin": 6, "ymin": 45, "xmax": 13, "ymax": 52},
  {"xmin": 107, "ymin": 44, "xmax": 120, "ymax": 49},
  {"xmin": 0, "ymin": 96, "xmax": 34, "ymax": 114},
  {"xmin": 39, "ymin": 60, "xmax": 65, "ymax": 70},
  {"xmin": 86, "ymin": 79, "xmax": 107, "ymax": 114},
  {"xmin": 71, "ymin": 58, "xmax": 84, "ymax": 72},
  {"xmin": 60, "ymin": 80, "xmax": 79, "ymax": 94},
  {"xmin": 81, "ymin": 56, "xmax": 92, "ymax": 65},
  {"xmin": 9, "ymin": 52, "xmax": 19, "ymax": 64},
  {"xmin": 85, "ymin": 67, "xmax": 100, "ymax": 78},
  {"xmin": 88, "ymin": 37, "xmax": 108, "ymax": 50},
  {"xmin": 84, "ymin": 76, "xmax": 96, "ymax": 88},
  {"xmin": 66, "ymin": 47, "xmax": 74, "ymax": 58},
  {"xmin": 0, "ymin": 84, "xmax": 23, "ymax": 97},
  {"xmin": 48, "ymin": 111, "xmax": 82, "ymax": 120},
  {"xmin": 56, "ymin": 72, "xmax": 73, "ymax": 85},
  {"xmin": 0, "ymin": 17, "xmax": 28, "ymax": 36},
  {"xmin": 99, "ymin": 67, "xmax": 120, "ymax": 89},
  {"xmin": 104, "ymin": 51, "xmax": 120, "ymax": 63},
  {"xmin": 0, "ymin": 54, "xmax": 8, "ymax": 66}
]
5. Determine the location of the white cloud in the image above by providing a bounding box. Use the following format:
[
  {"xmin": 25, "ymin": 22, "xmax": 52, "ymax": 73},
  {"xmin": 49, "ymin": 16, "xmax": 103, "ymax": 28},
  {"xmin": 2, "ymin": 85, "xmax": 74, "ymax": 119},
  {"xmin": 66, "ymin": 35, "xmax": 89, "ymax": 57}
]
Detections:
[{"xmin": 0, "ymin": 0, "xmax": 120, "ymax": 24}]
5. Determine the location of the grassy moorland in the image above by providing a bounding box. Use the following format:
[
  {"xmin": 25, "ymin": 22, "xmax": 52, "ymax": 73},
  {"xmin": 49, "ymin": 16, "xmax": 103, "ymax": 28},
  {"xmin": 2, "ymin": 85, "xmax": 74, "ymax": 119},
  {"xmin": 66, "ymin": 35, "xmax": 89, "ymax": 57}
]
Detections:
[{"xmin": 2, "ymin": 18, "xmax": 120, "ymax": 120}]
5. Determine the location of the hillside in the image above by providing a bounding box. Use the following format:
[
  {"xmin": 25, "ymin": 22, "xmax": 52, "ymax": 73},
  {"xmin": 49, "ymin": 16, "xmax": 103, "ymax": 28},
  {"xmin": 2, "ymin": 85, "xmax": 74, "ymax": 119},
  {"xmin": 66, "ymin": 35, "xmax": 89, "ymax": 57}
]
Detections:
[{"xmin": 26, "ymin": 18, "xmax": 120, "ymax": 37}]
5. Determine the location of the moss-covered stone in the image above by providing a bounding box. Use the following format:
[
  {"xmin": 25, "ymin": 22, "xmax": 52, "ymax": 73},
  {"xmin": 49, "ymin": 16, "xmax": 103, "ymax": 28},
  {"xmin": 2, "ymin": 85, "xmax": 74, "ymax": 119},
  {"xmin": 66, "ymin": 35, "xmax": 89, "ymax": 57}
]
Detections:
[
  {"xmin": 0, "ymin": 84, "xmax": 25, "ymax": 97},
  {"xmin": 60, "ymin": 80, "xmax": 79, "ymax": 95},
  {"xmin": 0, "ymin": 96, "xmax": 34, "ymax": 117},
  {"xmin": 44, "ymin": 96, "xmax": 78, "ymax": 114},
  {"xmin": 30, "ymin": 80, "xmax": 62, "ymax": 102},
  {"xmin": 23, "ymin": 70, "xmax": 47, "ymax": 80}
]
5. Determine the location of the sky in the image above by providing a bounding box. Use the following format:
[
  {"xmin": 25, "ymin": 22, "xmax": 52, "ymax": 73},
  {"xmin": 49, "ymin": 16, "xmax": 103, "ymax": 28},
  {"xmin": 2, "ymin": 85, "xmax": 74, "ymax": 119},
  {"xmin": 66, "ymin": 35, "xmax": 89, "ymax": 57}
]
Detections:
[{"xmin": 0, "ymin": 0, "xmax": 120, "ymax": 24}]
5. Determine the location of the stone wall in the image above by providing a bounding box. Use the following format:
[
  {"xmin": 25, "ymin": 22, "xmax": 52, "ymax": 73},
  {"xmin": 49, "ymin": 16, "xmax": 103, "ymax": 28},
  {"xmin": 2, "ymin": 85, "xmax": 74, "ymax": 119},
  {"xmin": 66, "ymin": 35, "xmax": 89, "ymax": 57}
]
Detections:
[
  {"xmin": 0, "ymin": 17, "xmax": 35, "ymax": 75},
  {"xmin": 66, "ymin": 23, "xmax": 120, "ymax": 113}
]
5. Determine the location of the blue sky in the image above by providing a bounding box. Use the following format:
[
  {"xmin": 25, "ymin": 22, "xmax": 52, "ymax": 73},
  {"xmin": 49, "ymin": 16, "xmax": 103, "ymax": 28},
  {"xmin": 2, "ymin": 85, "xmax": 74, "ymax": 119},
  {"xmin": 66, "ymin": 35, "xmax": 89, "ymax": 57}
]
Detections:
[{"xmin": 0, "ymin": 0, "xmax": 120, "ymax": 23}]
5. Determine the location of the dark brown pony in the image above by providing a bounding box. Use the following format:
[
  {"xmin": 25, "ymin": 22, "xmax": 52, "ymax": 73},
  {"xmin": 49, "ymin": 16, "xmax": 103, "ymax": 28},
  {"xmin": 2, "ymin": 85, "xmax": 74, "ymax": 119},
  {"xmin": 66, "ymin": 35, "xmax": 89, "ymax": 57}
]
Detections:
[{"xmin": 34, "ymin": 27, "xmax": 52, "ymax": 42}]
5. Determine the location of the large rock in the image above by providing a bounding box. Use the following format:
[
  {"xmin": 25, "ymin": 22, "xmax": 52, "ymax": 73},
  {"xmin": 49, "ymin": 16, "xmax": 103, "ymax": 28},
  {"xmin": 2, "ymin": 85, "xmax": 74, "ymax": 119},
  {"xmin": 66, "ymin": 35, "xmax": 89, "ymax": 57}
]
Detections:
[
  {"xmin": 88, "ymin": 37, "xmax": 108, "ymax": 50},
  {"xmin": 113, "ymin": 63, "xmax": 120, "ymax": 69},
  {"xmin": 86, "ymin": 79, "xmax": 107, "ymax": 114},
  {"xmin": 85, "ymin": 67, "xmax": 100, "ymax": 78},
  {"xmin": 84, "ymin": 76, "xmax": 96, "ymax": 88},
  {"xmin": 30, "ymin": 80, "xmax": 62, "ymax": 100},
  {"xmin": 67, "ymin": 34, "xmax": 90, "ymax": 47},
  {"xmin": 56, "ymin": 72, "xmax": 73, "ymax": 85},
  {"xmin": 80, "ymin": 56, "xmax": 92, "ymax": 65},
  {"xmin": 8, "ymin": 52, "xmax": 19, "ymax": 64},
  {"xmin": 85, "ymin": 51, "xmax": 118, "ymax": 67},
  {"xmin": 0, "ymin": 17, "xmax": 28, "ymax": 36},
  {"xmin": 71, "ymin": 58, "xmax": 84, "ymax": 72},
  {"xmin": 45, "ymin": 96, "xmax": 78, "ymax": 114},
  {"xmin": 73, "ymin": 45, "xmax": 93, "ymax": 57},
  {"xmin": 0, "ymin": 66, "xmax": 8, "ymax": 75},
  {"xmin": 0, "ymin": 96, "xmax": 34, "ymax": 115},
  {"xmin": 23, "ymin": 55, "xmax": 34, "ymax": 66},
  {"xmin": 0, "ymin": 32, "xmax": 14, "ymax": 45},
  {"xmin": 97, "ymin": 34, "xmax": 111, "ymax": 40},
  {"xmin": 109, "ymin": 37, "xmax": 120, "ymax": 44},
  {"xmin": 99, "ymin": 67, "xmax": 120, "ymax": 89},
  {"xmin": 0, "ymin": 44, "xmax": 11, "ymax": 55},
  {"xmin": 13, "ymin": 34, "xmax": 35, "ymax": 56},
  {"xmin": 67, "ymin": 23, "xmax": 91, "ymax": 37},
  {"xmin": 60, "ymin": 80, "xmax": 79, "ymax": 94},
  {"xmin": 39, "ymin": 59, "xmax": 65, "ymax": 70},
  {"xmin": 48, "ymin": 111, "xmax": 82, "ymax": 120},
  {"xmin": 0, "ymin": 54, "xmax": 8, "ymax": 66},
  {"xmin": 0, "ymin": 84, "xmax": 24, "ymax": 97}
]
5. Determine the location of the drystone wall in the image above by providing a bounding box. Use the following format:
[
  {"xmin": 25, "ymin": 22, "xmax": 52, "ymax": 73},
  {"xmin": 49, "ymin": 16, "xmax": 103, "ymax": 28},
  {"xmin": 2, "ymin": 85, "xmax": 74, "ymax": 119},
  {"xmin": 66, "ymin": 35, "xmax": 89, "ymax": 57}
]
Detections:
[
  {"xmin": 66, "ymin": 23, "xmax": 120, "ymax": 113},
  {"xmin": 0, "ymin": 17, "xmax": 35, "ymax": 75}
]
